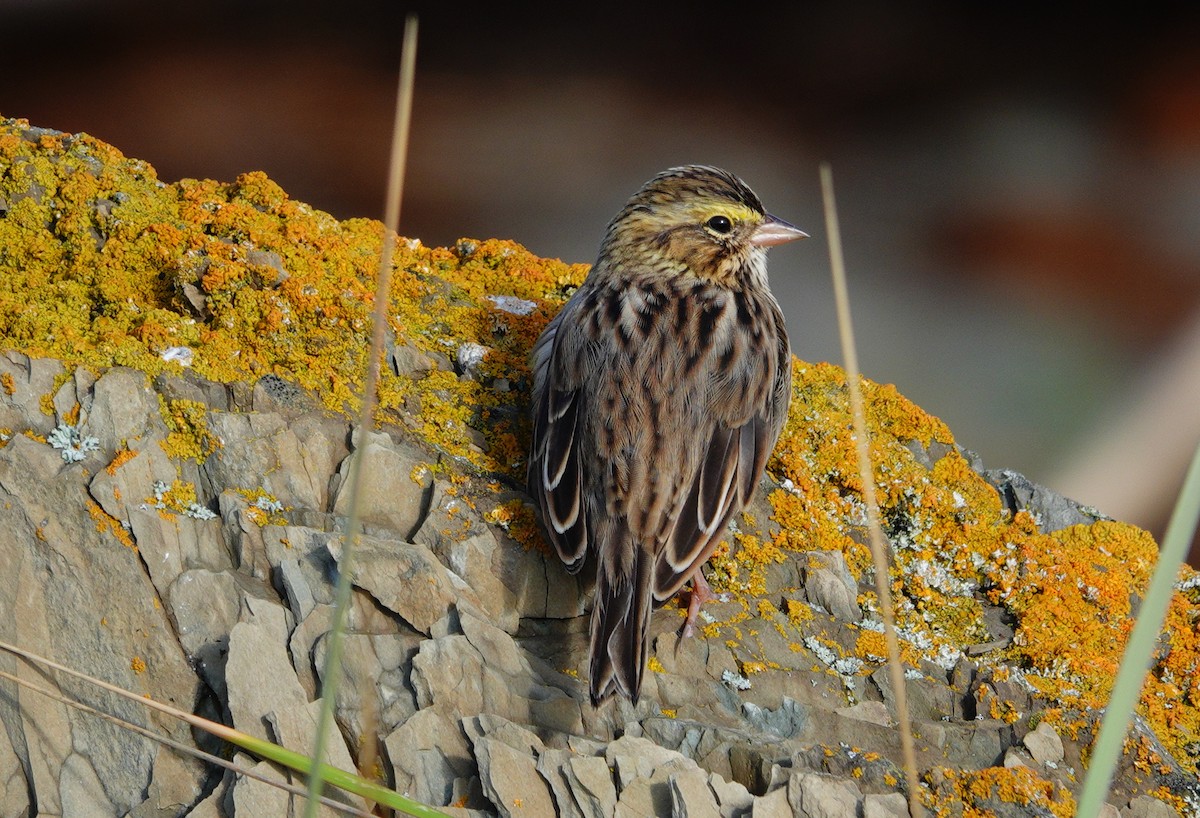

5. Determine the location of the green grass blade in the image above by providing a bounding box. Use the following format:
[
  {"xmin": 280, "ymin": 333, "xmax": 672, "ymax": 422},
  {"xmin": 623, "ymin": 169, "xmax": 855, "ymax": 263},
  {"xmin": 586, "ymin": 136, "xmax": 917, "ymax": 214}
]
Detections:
[
  {"xmin": 1076, "ymin": 441, "xmax": 1200, "ymax": 818},
  {"xmin": 0, "ymin": 640, "xmax": 450, "ymax": 817},
  {"xmin": 229, "ymin": 730, "xmax": 450, "ymax": 817}
]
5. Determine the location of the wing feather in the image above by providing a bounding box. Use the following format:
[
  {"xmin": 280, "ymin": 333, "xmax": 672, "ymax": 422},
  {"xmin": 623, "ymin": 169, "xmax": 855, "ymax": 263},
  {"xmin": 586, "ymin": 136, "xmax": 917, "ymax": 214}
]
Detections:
[{"xmin": 528, "ymin": 309, "xmax": 589, "ymax": 572}]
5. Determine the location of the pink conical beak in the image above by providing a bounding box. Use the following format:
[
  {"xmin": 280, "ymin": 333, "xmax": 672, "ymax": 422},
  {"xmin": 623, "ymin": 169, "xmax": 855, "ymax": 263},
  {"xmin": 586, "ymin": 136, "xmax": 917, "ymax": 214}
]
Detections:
[{"xmin": 751, "ymin": 215, "xmax": 808, "ymax": 247}]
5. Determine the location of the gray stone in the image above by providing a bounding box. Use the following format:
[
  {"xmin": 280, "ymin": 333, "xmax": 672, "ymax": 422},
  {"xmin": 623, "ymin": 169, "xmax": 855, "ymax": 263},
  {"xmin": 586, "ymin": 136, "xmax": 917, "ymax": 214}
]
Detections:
[
  {"xmin": 413, "ymin": 484, "xmax": 520, "ymax": 631},
  {"xmin": 229, "ymin": 755, "xmax": 291, "ymax": 818},
  {"xmin": 863, "ymin": 792, "xmax": 910, "ymax": 818},
  {"xmin": 166, "ymin": 568, "xmax": 274, "ymax": 697},
  {"xmin": 0, "ymin": 433, "xmax": 199, "ymax": 816},
  {"xmin": 410, "ymin": 610, "xmax": 582, "ymax": 736},
  {"xmin": 127, "ymin": 748, "xmax": 209, "ymax": 818},
  {"xmin": 788, "ymin": 771, "xmax": 862, "ymax": 818},
  {"xmin": 278, "ymin": 556, "xmax": 317, "ymax": 622},
  {"xmin": 1122, "ymin": 795, "xmax": 1178, "ymax": 818},
  {"xmin": 564, "ymin": 754, "xmax": 620, "ymax": 818},
  {"xmin": 751, "ymin": 787, "xmax": 792, "ymax": 818},
  {"xmin": 333, "ymin": 532, "xmax": 482, "ymax": 636},
  {"xmin": 202, "ymin": 411, "xmax": 348, "ymax": 513},
  {"xmin": 0, "ymin": 352, "xmax": 63, "ymax": 435},
  {"xmin": 315, "ymin": 630, "xmax": 421, "ymax": 741},
  {"xmin": 1022, "ymin": 720, "xmax": 1064, "ymax": 765},
  {"xmin": 471, "ymin": 727, "xmax": 555, "ymax": 818},
  {"xmin": 741, "ymin": 697, "xmax": 809, "ymax": 739},
  {"xmin": 386, "ymin": 709, "xmax": 475, "ymax": 809},
  {"xmin": 84, "ymin": 366, "xmax": 168, "ymax": 455},
  {"xmin": 835, "ymin": 701, "xmax": 892, "ymax": 726},
  {"xmin": 708, "ymin": 772, "xmax": 753, "ymax": 818},
  {"xmin": 332, "ymin": 427, "xmax": 432, "ymax": 540},
  {"xmin": 224, "ymin": 596, "xmax": 360, "ymax": 792},
  {"xmin": 670, "ymin": 765, "xmax": 722, "ymax": 818},
  {"xmin": 606, "ymin": 735, "xmax": 697, "ymax": 789},
  {"xmin": 1002, "ymin": 747, "xmax": 1032, "ymax": 768},
  {"xmin": 803, "ymin": 554, "xmax": 861, "ymax": 623},
  {"xmin": 538, "ymin": 747, "xmax": 586, "ymax": 818},
  {"xmin": 984, "ymin": 468, "xmax": 1107, "ymax": 532}
]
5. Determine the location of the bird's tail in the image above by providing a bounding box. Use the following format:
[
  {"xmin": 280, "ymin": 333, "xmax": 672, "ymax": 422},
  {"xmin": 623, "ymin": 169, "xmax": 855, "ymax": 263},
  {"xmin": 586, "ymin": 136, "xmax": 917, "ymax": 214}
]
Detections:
[{"xmin": 587, "ymin": 528, "xmax": 654, "ymax": 706}]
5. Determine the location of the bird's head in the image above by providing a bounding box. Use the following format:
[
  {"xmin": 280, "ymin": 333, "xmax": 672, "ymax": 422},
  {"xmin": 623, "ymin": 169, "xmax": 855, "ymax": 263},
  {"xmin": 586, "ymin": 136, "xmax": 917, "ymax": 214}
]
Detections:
[{"xmin": 600, "ymin": 165, "xmax": 807, "ymax": 285}]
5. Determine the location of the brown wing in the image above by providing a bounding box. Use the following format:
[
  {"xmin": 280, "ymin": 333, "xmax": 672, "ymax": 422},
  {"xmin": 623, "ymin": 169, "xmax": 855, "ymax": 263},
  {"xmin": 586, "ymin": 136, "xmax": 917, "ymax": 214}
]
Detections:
[
  {"xmin": 652, "ymin": 310, "xmax": 792, "ymax": 602},
  {"xmin": 527, "ymin": 304, "xmax": 589, "ymax": 572},
  {"xmin": 652, "ymin": 415, "xmax": 771, "ymax": 601}
]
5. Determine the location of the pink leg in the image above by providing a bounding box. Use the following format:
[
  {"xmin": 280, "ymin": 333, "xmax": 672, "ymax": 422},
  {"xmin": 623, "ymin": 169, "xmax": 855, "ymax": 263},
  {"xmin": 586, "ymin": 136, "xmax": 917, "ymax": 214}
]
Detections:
[{"xmin": 681, "ymin": 571, "xmax": 723, "ymax": 638}]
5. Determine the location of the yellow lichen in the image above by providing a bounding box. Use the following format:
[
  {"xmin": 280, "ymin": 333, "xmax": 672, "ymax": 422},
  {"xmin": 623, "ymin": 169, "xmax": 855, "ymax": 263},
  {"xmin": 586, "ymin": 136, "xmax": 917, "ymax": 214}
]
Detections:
[{"xmin": 159, "ymin": 397, "xmax": 220, "ymax": 463}]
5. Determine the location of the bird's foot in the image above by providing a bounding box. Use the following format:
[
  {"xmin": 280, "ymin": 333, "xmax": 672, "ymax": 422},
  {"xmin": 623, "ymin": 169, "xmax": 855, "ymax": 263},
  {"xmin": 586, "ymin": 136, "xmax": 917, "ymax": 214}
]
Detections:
[{"xmin": 681, "ymin": 572, "xmax": 727, "ymax": 638}]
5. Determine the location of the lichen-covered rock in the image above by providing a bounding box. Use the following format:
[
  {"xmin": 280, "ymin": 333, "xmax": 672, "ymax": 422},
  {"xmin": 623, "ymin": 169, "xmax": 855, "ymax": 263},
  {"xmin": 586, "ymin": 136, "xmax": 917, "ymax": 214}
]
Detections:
[{"xmin": 1, "ymin": 118, "xmax": 1198, "ymax": 817}]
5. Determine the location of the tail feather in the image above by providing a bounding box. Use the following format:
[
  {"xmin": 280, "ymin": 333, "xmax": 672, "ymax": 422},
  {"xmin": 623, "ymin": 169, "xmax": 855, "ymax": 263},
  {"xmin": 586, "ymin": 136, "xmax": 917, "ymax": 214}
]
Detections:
[{"xmin": 588, "ymin": 533, "xmax": 654, "ymax": 705}]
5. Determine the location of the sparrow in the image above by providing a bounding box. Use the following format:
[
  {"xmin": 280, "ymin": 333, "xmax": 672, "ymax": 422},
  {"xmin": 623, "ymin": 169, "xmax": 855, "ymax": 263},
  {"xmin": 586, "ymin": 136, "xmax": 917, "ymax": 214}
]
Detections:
[{"xmin": 528, "ymin": 165, "xmax": 805, "ymax": 704}]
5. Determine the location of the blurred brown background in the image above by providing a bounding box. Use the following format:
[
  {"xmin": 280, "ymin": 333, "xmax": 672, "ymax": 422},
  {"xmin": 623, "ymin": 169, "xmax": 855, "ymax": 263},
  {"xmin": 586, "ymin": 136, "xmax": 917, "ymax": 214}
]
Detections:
[{"xmin": 4, "ymin": 1, "xmax": 1200, "ymax": 557}]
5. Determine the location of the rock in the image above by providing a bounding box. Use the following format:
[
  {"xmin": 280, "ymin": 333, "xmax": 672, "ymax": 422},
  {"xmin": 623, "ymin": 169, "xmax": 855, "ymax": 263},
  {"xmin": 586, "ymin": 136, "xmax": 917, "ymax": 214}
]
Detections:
[
  {"xmin": 670, "ymin": 765, "xmax": 722, "ymax": 818},
  {"xmin": 983, "ymin": 468, "xmax": 1106, "ymax": 532},
  {"xmin": 203, "ymin": 411, "xmax": 348, "ymax": 514},
  {"xmin": 412, "ymin": 483, "xmax": 520, "ymax": 631},
  {"xmin": 708, "ymin": 772, "xmax": 754, "ymax": 818},
  {"xmin": 0, "ymin": 433, "xmax": 200, "ymax": 816},
  {"xmin": 0, "ymin": 353, "xmax": 63, "ymax": 435},
  {"xmin": 800, "ymin": 550, "xmax": 861, "ymax": 622},
  {"xmin": 835, "ymin": 701, "xmax": 892, "ymax": 727},
  {"xmin": 537, "ymin": 747, "xmax": 586, "ymax": 818},
  {"xmin": 742, "ymin": 697, "xmax": 809, "ymax": 739},
  {"xmin": 1022, "ymin": 720, "xmax": 1064, "ymax": 765},
  {"xmin": 84, "ymin": 367, "xmax": 168, "ymax": 455},
  {"xmin": 166, "ymin": 568, "xmax": 275, "ymax": 697},
  {"xmin": 1002, "ymin": 747, "xmax": 1032, "ymax": 768},
  {"xmin": 128, "ymin": 750, "xmax": 210, "ymax": 818},
  {"xmin": 4, "ymin": 121, "xmax": 1200, "ymax": 816},
  {"xmin": 562, "ymin": 754, "xmax": 619, "ymax": 818},
  {"xmin": 788, "ymin": 771, "xmax": 863, "ymax": 818},
  {"xmin": 385, "ymin": 709, "xmax": 475, "ymax": 809},
  {"xmin": 410, "ymin": 609, "xmax": 583, "ymax": 736},
  {"xmin": 751, "ymin": 787, "xmax": 792, "ymax": 818},
  {"xmin": 224, "ymin": 595, "xmax": 361, "ymax": 806},
  {"xmin": 333, "ymin": 532, "xmax": 482, "ymax": 636},
  {"xmin": 863, "ymin": 792, "xmax": 910, "ymax": 818},
  {"xmin": 314, "ymin": 630, "xmax": 421, "ymax": 743},
  {"xmin": 331, "ymin": 427, "xmax": 432, "ymax": 540},
  {"xmin": 1122, "ymin": 795, "xmax": 1178, "ymax": 818},
  {"xmin": 467, "ymin": 716, "xmax": 556, "ymax": 818}
]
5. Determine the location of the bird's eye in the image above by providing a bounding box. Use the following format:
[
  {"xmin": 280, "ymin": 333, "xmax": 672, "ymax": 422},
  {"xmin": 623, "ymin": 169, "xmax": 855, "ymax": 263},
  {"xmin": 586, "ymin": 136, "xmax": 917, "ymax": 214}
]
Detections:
[{"xmin": 706, "ymin": 215, "xmax": 733, "ymax": 234}]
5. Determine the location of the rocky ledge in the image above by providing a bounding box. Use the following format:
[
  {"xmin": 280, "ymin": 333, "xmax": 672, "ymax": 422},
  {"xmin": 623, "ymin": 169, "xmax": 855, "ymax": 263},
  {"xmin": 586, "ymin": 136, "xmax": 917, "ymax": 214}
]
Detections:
[{"xmin": 0, "ymin": 117, "xmax": 1198, "ymax": 817}]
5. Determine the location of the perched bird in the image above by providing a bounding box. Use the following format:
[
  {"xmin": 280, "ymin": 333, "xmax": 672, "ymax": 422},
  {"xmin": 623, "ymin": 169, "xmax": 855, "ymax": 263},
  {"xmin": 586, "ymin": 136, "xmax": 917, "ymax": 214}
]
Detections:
[{"xmin": 528, "ymin": 165, "xmax": 806, "ymax": 704}]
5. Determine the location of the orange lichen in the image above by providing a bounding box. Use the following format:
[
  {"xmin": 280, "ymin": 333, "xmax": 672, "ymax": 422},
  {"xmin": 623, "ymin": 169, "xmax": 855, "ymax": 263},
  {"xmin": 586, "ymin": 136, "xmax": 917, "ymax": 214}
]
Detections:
[
  {"xmin": 86, "ymin": 498, "xmax": 136, "ymax": 550},
  {"xmin": 105, "ymin": 444, "xmax": 138, "ymax": 475},
  {"xmin": 130, "ymin": 656, "xmax": 147, "ymax": 674},
  {"xmin": 483, "ymin": 499, "xmax": 545, "ymax": 554},
  {"xmin": 924, "ymin": 766, "xmax": 1075, "ymax": 818}
]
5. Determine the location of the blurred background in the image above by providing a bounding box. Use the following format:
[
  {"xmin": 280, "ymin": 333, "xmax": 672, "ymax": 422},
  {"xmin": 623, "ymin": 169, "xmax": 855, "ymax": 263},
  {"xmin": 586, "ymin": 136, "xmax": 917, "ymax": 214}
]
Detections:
[{"xmin": 3, "ymin": 1, "xmax": 1199, "ymax": 558}]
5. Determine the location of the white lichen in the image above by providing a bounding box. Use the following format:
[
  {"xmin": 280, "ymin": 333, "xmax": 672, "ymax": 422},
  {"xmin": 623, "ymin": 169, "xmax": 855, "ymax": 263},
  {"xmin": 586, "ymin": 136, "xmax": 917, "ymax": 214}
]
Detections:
[{"xmin": 47, "ymin": 424, "xmax": 100, "ymax": 463}]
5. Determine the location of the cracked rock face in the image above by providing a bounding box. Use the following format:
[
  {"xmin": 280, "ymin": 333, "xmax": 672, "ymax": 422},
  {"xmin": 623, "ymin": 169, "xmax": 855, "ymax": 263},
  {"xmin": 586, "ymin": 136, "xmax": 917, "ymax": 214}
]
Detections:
[{"xmin": 0, "ymin": 354, "xmax": 1194, "ymax": 818}]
